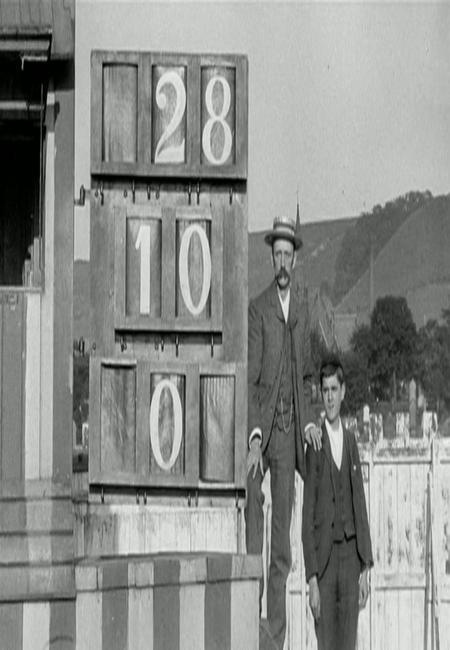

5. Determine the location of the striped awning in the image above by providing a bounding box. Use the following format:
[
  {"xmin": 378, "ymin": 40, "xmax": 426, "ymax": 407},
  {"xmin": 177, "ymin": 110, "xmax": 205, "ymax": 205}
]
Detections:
[{"xmin": 0, "ymin": 0, "xmax": 74, "ymax": 59}]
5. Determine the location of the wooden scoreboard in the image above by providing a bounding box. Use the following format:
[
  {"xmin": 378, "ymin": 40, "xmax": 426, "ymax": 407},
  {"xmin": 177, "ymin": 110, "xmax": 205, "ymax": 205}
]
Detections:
[{"xmin": 88, "ymin": 51, "xmax": 248, "ymax": 494}]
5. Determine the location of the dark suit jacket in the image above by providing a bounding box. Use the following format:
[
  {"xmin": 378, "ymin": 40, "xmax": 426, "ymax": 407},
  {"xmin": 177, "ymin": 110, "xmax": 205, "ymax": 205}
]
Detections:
[
  {"xmin": 248, "ymin": 280, "xmax": 314, "ymax": 478},
  {"xmin": 302, "ymin": 422, "xmax": 374, "ymax": 582}
]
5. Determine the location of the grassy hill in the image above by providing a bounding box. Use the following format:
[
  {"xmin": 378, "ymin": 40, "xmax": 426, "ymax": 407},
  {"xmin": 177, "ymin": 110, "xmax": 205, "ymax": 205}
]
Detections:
[{"xmin": 336, "ymin": 194, "xmax": 450, "ymax": 327}]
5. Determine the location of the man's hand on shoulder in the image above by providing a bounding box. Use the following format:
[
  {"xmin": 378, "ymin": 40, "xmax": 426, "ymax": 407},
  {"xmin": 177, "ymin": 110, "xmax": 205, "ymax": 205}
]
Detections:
[
  {"xmin": 305, "ymin": 423, "xmax": 322, "ymax": 451},
  {"xmin": 247, "ymin": 439, "xmax": 263, "ymax": 479}
]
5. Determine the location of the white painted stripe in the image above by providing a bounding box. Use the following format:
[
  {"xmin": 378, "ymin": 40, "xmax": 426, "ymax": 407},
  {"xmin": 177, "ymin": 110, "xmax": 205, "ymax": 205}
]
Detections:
[
  {"xmin": 25, "ymin": 292, "xmax": 41, "ymax": 480},
  {"xmin": 230, "ymin": 580, "xmax": 259, "ymax": 650},
  {"xmin": 136, "ymin": 224, "xmax": 151, "ymax": 315},
  {"xmin": 40, "ymin": 100, "xmax": 55, "ymax": 479},
  {"xmin": 180, "ymin": 583, "xmax": 205, "ymax": 650},
  {"xmin": 23, "ymin": 602, "xmax": 50, "ymax": 650},
  {"xmin": 128, "ymin": 587, "xmax": 154, "ymax": 650},
  {"xmin": 76, "ymin": 591, "xmax": 102, "ymax": 650}
]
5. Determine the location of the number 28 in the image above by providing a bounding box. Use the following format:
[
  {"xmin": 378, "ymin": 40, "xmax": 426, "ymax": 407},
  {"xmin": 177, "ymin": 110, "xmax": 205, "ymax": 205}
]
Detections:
[{"xmin": 154, "ymin": 70, "xmax": 234, "ymax": 166}]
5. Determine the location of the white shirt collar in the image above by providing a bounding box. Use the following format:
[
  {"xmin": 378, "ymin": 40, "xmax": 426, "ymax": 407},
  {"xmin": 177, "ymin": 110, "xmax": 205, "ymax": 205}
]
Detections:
[
  {"xmin": 325, "ymin": 417, "xmax": 344, "ymax": 470},
  {"xmin": 277, "ymin": 287, "xmax": 290, "ymax": 323}
]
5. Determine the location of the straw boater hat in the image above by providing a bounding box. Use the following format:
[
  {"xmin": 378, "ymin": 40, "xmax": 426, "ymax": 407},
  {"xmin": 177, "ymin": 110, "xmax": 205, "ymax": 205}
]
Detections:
[{"xmin": 264, "ymin": 216, "xmax": 302, "ymax": 250}]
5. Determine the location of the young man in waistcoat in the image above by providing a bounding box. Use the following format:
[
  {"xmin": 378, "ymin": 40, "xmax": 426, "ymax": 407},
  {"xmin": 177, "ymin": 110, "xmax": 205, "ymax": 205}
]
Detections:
[
  {"xmin": 302, "ymin": 355, "xmax": 373, "ymax": 650},
  {"xmin": 246, "ymin": 216, "xmax": 321, "ymax": 650}
]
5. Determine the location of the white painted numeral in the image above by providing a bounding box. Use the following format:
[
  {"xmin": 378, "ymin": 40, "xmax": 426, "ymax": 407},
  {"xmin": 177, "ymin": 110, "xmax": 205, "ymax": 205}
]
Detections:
[
  {"xmin": 202, "ymin": 76, "xmax": 233, "ymax": 165},
  {"xmin": 155, "ymin": 70, "xmax": 186, "ymax": 163},
  {"xmin": 135, "ymin": 224, "xmax": 151, "ymax": 315},
  {"xmin": 150, "ymin": 379, "xmax": 183, "ymax": 471},
  {"xmin": 179, "ymin": 224, "xmax": 211, "ymax": 316}
]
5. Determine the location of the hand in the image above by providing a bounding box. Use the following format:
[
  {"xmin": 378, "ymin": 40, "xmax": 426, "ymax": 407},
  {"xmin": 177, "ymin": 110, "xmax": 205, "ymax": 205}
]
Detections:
[
  {"xmin": 359, "ymin": 568, "xmax": 370, "ymax": 609},
  {"xmin": 305, "ymin": 424, "xmax": 322, "ymax": 451},
  {"xmin": 309, "ymin": 576, "xmax": 320, "ymax": 621},
  {"xmin": 246, "ymin": 439, "xmax": 263, "ymax": 479}
]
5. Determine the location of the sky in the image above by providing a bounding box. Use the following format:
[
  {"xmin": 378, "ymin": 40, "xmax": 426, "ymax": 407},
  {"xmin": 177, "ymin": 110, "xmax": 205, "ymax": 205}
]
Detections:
[{"xmin": 74, "ymin": 1, "xmax": 450, "ymax": 259}]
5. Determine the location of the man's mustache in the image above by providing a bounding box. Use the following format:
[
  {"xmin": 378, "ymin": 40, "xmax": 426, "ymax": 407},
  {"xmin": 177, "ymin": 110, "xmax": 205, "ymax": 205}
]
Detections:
[{"xmin": 277, "ymin": 268, "xmax": 290, "ymax": 283}]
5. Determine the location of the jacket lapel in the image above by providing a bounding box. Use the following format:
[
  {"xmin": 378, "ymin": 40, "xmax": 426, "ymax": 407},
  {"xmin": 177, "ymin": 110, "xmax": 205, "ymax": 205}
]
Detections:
[
  {"xmin": 322, "ymin": 422, "xmax": 332, "ymax": 468},
  {"xmin": 268, "ymin": 280, "xmax": 285, "ymax": 323}
]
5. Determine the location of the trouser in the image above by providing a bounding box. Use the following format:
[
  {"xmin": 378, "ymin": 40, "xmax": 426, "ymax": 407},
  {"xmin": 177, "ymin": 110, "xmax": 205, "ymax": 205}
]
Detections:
[
  {"xmin": 245, "ymin": 421, "xmax": 296, "ymax": 650},
  {"xmin": 315, "ymin": 536, "xmax": 361, "ymax": 650}
]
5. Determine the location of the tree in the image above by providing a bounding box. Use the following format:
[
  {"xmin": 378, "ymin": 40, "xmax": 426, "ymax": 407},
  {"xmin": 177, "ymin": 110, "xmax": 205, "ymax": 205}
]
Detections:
[
  {"xmin": 341, "ymin": 323, "xmax": 372, "ymax": 413},
  {"xmin": 368, "ymin": 296, "xmax": 417, "ymax": 401},
  {"xmin": 416, "ymin": 306, "xmax": 450, "ymax": 419}
]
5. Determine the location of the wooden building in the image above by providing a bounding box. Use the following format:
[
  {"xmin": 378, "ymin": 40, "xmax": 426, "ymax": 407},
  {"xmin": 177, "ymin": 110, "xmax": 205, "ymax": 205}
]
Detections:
[{"xmin": 0, "ymin": 1, "xmax": 260, "ymax": 648}]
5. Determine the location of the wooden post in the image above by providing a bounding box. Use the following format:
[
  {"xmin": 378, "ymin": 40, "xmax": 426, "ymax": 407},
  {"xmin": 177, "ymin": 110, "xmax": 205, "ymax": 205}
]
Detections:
[
  {"xmin": 409, "ymin": 379, "xmax": 417, "ymax": 439},
  {"xmin": 425, "ymin": 439, "xmax": 442, "ymax": 650}
]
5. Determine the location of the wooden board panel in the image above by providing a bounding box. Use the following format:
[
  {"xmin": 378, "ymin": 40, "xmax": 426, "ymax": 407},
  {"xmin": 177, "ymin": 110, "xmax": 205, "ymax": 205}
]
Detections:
[
  {"xmin": 199, "ymin": 374, "xmax": 234, "ymax": 482},
  {"xmin": 100, "ymin": 363, "xmax": 137, "ymax": 475},
  {"xmin": 151, "ymin": 64, "xmax": 187, "ymax": 165},
  {"xmin": 91, "ymin": 51, "xmax": 248, "ymax": 179},
  {"xmin": 0, "ymin": 292, "xmax": 25, "ymax": 482},
  {"xmin": 200, "ymin": 65, "xmax": 235, "ymax": 167},
  {"xmin": 176, "ymin": 218, "xmax": 211, "ymax": 320},
  {"xmin": 125, "ymin": 216, "xmax": 162, "ymax": 319},
  {"xmin": 149, "ymin": 372, "xmax": 185, "ymax": 477}
]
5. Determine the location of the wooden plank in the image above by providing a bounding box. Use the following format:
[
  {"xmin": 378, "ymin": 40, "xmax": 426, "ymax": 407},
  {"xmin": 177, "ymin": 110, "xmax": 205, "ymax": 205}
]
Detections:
[
  {"xmin": 180, "ymin": 584, "xmax": 205, "ymax": 650},
  {"xmin": 100, "ymin": 363, "xmax": 137, "ymax": 475},
  {"xmin": 96, "ymin": 52, "xmax": 140, "ymax": 165},
  {"xmin": 199, "ymin": 374, "xmax": 234, "ymax": 482},
  {"xmin": 161, "ymin": 206, "xmax": 176, "ymax": 322},
  {"xmin": 185, "ymin": 363, "xmax": 200, "ymax": 484},
  {"xmin": 1, "ymin": 292, "xmax": 25, "ymax": 482},
  {"xmin": 128, "ymin": 587, "xmax": 154, "ymax": 650},
  {"xmin": 0, "ymin": 603, "xmax": 23, "ymax": 650},
  {"xmin": 22, "ymin": 602, "xmax": 49, "ymax": 650},
  {"xmin": 77, "ymin": 592, "xmax": 102, "ymax": 650},
  {"xmin": 151, "ymin": 63, "xmax": 187, "ymax": 165},
  {"xmin": 176, "ymin": 216, "xmax": 211, "ymax": 320},
  {"xmin": 149, "ymin": 370, "xmax": 185, "ymax": 477},
  {"xmin": 89, "ymin": 357, "xmax": 102, "ymax": 483},
  {"xmin": 102, "ymin": 589, "xmax": 128, "ymax": 650},
  {"xmin": 25, "ymin": 292, "xmax": 41, "ymax": 480},
  {"xmin": 53, "ymin": 79, "xmax": 74, "ymax": 482},
  {"xmin": 49, "ymin": 600, "xmax": 76, "ymax": 650},
  {"xmin": 90, "ymin": 194, "xmax": 116, "ymax": 357}
]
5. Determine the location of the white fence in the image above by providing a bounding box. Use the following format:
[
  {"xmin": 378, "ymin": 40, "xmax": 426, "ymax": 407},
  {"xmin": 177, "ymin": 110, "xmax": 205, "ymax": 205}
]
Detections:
[{"xmin": 261, "ymin": 421, "xmax": 450, "ymax": 650}]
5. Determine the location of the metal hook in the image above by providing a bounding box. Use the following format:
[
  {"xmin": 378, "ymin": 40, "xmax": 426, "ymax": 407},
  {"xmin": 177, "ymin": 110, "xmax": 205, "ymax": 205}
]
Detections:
[
  {"xmin": 101, "ymin": 487, "xmax": 105, "ymax": 504},
  {"xmin": 175, "ymin": 335, "xmax": 179, "ymax": 357},
  {"xmin": 143, "ymin": 491, "xmax": 147, "ymax": 505},
  {"xmin": 156, "ymin": 185, "xmax": 160, "ymax": 200},
  {"xmin": 132, "ymin": 180, "xmax": 136, "ymax": 204},
  {"xmin": 211, "ymin": 334, "xmax": 214, "ymax": 357},
  {"xmin": 188, "ymin": 183, "xmax": 192, "ymax": 205},
  {"xmin": 120, "ymin": 336, "xmax": 127, "ymax": 352},
  {"xmin": 74, "ymin": 184, "xmax": 86, "ymax": 206},
  {"xmin": 160, "ymin": 336, "xmax": 164, "ymax": 352},
  {"xmin": 229, "ymin": 187, "xmax": 233, "ymax": 205},
  {"xmin": 147, "ymin": 184, "xmax": 151, "ymax": 200},
  {"xmin": 196, "ymin": 181, "xmax": 200, "ymax": 205}
]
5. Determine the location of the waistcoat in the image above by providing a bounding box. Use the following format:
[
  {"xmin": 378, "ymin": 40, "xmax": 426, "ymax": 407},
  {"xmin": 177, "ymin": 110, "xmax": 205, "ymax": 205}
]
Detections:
[
  {"xmin": 331, "ymin": 432, "xmax": 356, "ymax": 542},
  {"xmin": 274, "ymin": 322, "xmax": 293, "ymax": 431}
]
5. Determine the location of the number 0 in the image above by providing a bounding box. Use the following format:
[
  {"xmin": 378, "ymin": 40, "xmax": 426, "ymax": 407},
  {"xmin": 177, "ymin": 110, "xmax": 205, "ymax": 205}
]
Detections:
[
  {"xmin": 179, "ymin": 224, "xmax": 211, "ymax": 316},
  {"xmin": 149, "ymin": 379, "xmax": 183, "ymax": 471}
]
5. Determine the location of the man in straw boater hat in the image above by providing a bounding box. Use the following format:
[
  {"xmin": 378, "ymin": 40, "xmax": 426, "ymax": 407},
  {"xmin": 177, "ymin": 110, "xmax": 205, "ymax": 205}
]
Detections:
[{"xmin": 246, "ymin": 215, "xmax": 322, "ymax": 649}]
